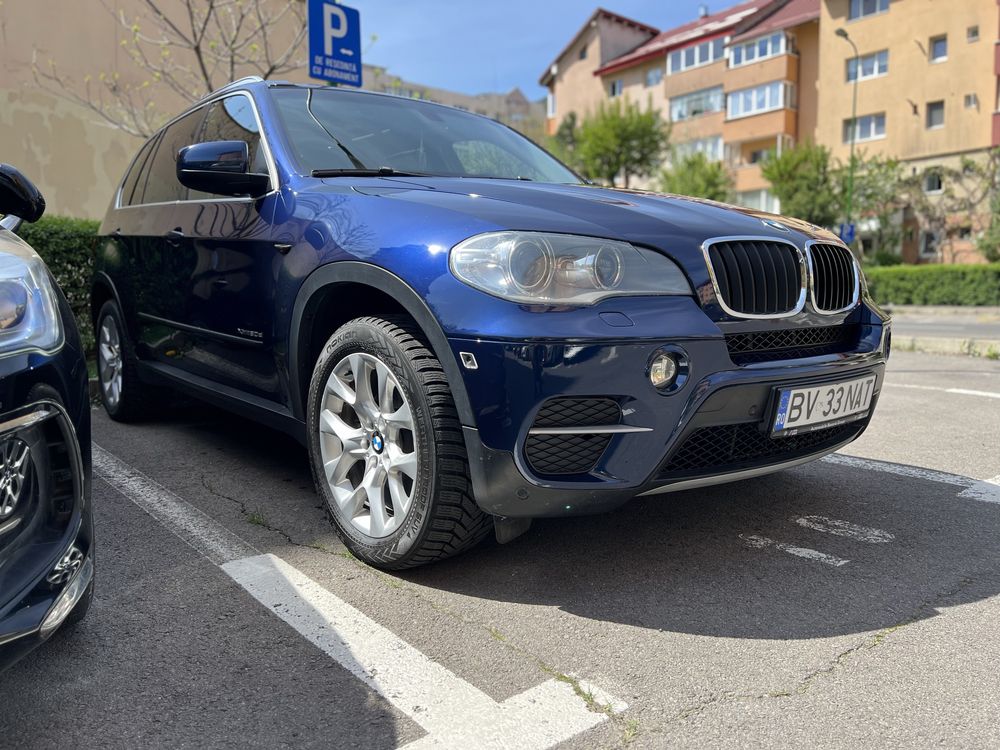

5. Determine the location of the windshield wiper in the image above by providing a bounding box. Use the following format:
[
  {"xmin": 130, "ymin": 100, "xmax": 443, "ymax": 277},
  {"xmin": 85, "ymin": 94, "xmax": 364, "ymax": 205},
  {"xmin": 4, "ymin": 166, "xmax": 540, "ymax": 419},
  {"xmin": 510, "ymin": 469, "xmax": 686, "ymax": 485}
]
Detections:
[{"xmin": 311, "ymin": 167, "xmax": 431, "ymax": 178}]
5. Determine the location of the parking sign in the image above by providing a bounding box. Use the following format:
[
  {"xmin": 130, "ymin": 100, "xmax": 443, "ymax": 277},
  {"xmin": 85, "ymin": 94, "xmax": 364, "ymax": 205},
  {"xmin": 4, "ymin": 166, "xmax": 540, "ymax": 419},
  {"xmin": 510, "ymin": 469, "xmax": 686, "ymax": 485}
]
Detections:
[{"xmin": 308, "ymin": 0, "xmax": 362, "ymax": 87}]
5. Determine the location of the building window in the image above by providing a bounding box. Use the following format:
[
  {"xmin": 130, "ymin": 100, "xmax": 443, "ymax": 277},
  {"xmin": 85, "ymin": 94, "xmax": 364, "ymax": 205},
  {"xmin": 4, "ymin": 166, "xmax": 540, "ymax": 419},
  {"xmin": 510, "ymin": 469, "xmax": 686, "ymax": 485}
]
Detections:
[
  {"xmin": 645, "ymin": 67, "xmax": 664, "ymax": 88},
  {"xmin": 967, "ymin": 25, "xmax": 979, "ymax": 42},
  {"xmin": 964, "ymin": 93, "xmax": 979, "ymax": 109},
  {"xmin": 920, "ymin": 230, "xmax": 939, "ymax": 258},
  {"xmin": 608, "ymin": 79, "xmax": 623, "ymax": 98},
  {"xmin": 736, "ymin": 189, "xmax": 779, "ymax": 213},
  {"xmin": 749, "ymin": 148, "xmax": 769, "ymax": 164},
  {"xmin": 930, "ymin": 35, "xmax": 948, "ymax": 62},
  {"xmin": 673, "ymin": 136, "xmax": 724, "ymax": 162},
  {"xmin": 668, "ymin": 37, "xmax": 726, "ymax": 74},
  {"xmin": 849, "ymin": 0, "xmax": 889, "ymax": 21},
  {"xmin": 843, "ymin": 112, "xmax": 886, "ymax": 142},
  {"xmin": 669, "ymin": 86, "xmax": 724, "ymax": 120},
  {"xmin": 846, "ymin": 50, "xmax": 888, "ymax": 81},
  {"xmin": 546, "ymin": 92, "xmax": 556, "ymax": 118},
  {"xmin": 958, "ymin": 226, "xmax": 972, "ymax": 240},
  {"xmin": 926, "ymin": 100, "xmax": 944, "ymax": 129},
  {"xmin": 729, "ymin": 32, "xmax": 786, "ymax": 67},
  {"xmin": 579, "ymin": 44, "xmax": 587, "ymax": 60},
  {"xmin": 726, "ymin": 81, "xmax": 793, "ymax": 120},
  {"xmin": 924, "ymin": 171, "xmax": 943, "ymax": 193}
]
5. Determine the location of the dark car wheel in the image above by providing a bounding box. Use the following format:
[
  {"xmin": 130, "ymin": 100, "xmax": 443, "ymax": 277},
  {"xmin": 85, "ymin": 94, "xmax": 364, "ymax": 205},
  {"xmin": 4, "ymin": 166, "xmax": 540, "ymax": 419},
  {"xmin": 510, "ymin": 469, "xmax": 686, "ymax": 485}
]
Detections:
[
  {"xmin": 96, "ymin": 300, "xmax": 158, "ymax": 422},
  {"xmin": 307, "ymin": 316, "xmax": 492, "ymax": 569}
]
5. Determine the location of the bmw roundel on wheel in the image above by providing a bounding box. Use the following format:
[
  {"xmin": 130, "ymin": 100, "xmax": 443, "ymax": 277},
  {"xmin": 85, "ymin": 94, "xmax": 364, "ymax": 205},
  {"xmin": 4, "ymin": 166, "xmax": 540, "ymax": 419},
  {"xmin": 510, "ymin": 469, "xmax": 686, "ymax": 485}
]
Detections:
[{"xmin": 92, "ymin": 77, "xmax": 890, "ymax": 570}]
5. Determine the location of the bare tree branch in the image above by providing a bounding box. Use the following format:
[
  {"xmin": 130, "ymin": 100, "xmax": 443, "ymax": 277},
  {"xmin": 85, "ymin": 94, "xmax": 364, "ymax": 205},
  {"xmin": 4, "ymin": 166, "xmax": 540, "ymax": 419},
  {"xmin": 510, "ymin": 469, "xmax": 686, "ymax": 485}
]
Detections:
[{"xmin": 31, "ymin": 0, "xmax": 308, "ymax": 138}]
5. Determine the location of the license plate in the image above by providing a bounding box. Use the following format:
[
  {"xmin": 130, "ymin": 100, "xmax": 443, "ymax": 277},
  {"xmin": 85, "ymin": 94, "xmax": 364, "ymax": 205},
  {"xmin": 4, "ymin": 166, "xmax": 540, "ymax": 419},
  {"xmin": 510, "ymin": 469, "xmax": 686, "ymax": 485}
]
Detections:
[{"xmin": 772, "ymin": 375, "xmax": 876, "ymax": 436}]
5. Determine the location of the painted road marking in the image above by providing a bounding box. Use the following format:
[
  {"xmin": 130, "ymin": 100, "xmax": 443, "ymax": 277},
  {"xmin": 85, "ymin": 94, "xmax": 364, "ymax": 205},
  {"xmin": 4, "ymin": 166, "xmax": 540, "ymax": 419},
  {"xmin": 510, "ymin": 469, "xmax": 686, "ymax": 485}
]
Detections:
[
  {"xmin": 887, "ymin": 383, "xmax": 1000, "ymax": 400},
  {"xmin": 739, "ymin": 534, "xmax": 850, "ymax": 567},
  {"xmin": 93, "ymin": 444, "xmax": 623, "ymax": 750},
  {"xmin": 823, "ymin": 454, "xmax": 1000, "ymax": 505},
  {"xmin": 795, "ymin": 515, "xmax": 894, "ymax": 543},
  {"xmin": 227, "ymin": 554, "xmax": 624, "ymax": 750}
]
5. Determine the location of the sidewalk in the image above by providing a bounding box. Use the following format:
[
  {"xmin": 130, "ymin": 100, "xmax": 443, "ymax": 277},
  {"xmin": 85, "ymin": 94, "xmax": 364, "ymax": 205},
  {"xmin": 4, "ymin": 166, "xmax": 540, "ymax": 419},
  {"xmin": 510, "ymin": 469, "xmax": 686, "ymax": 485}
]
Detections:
[{"xmin": 884, "ymin": 305, "xmax": 1000, "ymax": 358}]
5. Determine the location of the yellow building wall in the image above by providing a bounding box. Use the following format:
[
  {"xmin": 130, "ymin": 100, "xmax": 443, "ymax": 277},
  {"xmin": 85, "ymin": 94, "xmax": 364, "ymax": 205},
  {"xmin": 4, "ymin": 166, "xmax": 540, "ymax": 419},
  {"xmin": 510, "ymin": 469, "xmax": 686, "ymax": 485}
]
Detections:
[{"xmin": 817, "ymin": 0, "xmax": 996, "ymax": 162}]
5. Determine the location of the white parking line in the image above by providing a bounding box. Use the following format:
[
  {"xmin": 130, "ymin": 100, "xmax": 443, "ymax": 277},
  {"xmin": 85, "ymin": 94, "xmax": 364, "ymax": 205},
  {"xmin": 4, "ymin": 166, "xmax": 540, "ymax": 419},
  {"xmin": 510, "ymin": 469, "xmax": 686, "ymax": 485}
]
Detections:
[
  {"xmin": 887, "ymin": 383, "xmax": 1000, "ymax": 400},
  {"xmin": 823, "ymin": 453, "xmax": 1000, "ymax": 505},
  {"xmin": 93, "ymin": 444, "xmax": 623, "ymax": 750},
  {"xmin": 739, "ymin": 534, "xmax": 850, "ymax": 567},
  {"xmin": 795, "ymin": 515, "xmax": 894, "ymax": 543}
]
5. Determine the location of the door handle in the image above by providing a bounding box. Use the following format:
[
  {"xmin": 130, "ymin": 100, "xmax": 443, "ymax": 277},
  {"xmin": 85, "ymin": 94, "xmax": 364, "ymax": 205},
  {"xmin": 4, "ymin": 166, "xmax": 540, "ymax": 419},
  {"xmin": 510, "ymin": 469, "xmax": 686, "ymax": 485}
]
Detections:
[
  {"xmin": 166, "ymin": 227, "xmax": 184, "ymax": 246},
  {"xmin": 211, "ymin": 278, "xmax": 229, "ymax": 287}
]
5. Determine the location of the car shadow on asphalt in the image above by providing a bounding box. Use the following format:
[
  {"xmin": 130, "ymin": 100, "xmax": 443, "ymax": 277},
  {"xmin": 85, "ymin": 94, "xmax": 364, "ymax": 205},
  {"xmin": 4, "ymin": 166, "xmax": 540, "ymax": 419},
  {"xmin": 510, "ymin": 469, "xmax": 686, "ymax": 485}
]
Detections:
[{"xmin": 120, "ymin": 401, "xmax": 1000, "ymax": 642}]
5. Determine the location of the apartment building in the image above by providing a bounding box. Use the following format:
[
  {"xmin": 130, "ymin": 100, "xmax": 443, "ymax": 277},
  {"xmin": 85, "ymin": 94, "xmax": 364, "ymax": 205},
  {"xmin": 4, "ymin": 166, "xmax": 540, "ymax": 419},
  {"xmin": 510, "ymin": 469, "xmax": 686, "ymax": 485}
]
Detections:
[
  {"xmin": 593, "ymin": 1, "xmax": 769, "ymax": 192},
  {"xmin": 723, "ymin": 0, "xmax": 820, "ymax": 212},
  {"xmin": 541, "ymin": 0, "xmax": 1000, "ymax": 262},
  {"xmin": 540, "ymin": 9, "xmax": 659, "ymax": 134},
  {"xmin": 817, "ymin": 0, "xmax": 1000, "ymax": 262}
]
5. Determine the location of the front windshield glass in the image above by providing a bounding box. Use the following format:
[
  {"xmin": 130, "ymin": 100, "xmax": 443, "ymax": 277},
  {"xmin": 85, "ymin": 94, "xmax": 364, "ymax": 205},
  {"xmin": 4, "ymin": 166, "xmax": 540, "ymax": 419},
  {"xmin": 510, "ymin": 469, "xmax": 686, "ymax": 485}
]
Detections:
[{"xmin": 269, "ymin": 87, "xmax": 579, "ymax": 183}]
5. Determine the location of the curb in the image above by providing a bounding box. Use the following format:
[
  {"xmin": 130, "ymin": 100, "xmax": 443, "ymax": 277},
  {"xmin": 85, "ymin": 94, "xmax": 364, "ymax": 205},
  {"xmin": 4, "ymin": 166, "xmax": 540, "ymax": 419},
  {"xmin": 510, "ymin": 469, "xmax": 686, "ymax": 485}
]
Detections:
[{"xmin": 894, "ymin": 336, "xmax": 1000, "ymax": 359}]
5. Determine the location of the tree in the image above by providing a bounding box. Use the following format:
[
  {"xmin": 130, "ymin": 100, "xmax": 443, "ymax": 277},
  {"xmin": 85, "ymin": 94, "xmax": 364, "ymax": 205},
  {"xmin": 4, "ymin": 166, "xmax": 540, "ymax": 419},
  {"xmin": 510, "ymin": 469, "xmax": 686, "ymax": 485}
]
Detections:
[
  {"xmin": 32, "ymin": 0, "xmax": 308, "ymax": 138},
  {"xmin": 978, "ymin": 191, "xmax": 1000, "ymax": 262},
  {"xmin": 760, "ymin": 142, "xmax": 839, "ymax": 226},
  {"xmin": 576, "ymin": 99, "xmax": 670, "ymax": 188},
  {"xmin": 660, "ymin": 152, "xmax": 733, "ymax": 202},
  {"xmin": 547, "ymin": 111, "xmax": 581, "ymax": 170},
  {"xmin": 837, "ymin": 151, "xmax": 904, "ymax": 256},
  {"xmin": 898, "ymin": 150, "xmax": 1000, "ymax": 263}
]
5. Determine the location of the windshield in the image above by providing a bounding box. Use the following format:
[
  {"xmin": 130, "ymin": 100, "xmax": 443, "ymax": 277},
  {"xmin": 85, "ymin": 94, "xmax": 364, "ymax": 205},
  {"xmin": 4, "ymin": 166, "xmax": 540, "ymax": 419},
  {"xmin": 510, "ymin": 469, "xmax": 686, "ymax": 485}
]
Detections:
[{"xmin": 269, "ymin": 88, "xmax": 579, "ymax": 183}]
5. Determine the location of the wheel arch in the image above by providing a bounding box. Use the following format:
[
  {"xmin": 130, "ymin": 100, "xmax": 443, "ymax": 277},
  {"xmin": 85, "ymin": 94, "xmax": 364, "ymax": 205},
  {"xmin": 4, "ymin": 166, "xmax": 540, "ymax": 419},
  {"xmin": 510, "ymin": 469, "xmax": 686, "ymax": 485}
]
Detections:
[
  {"xmin": 288, "ymin": 262, "xmax": 475, "ymax": 427},
  {"xmin": 90, "ymin": 271, "xmax": 123, "ymax": 330}
]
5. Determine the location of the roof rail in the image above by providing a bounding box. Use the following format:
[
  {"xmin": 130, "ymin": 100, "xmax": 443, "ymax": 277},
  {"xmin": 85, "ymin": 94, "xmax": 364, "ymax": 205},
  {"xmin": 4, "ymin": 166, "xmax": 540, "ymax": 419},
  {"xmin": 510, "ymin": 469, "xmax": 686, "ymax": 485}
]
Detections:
[{"xmin": 194, "ymin": 75, "xmax": 265, "ymax": 104}]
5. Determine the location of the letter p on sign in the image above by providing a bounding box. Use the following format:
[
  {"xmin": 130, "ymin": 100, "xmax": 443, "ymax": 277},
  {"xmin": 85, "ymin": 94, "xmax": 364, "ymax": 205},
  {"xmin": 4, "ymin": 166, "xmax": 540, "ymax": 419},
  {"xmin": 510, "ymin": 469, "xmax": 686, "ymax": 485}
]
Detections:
[{"xmin": 323, "ymin": 4, "xmax": 348, "ymax": 55}]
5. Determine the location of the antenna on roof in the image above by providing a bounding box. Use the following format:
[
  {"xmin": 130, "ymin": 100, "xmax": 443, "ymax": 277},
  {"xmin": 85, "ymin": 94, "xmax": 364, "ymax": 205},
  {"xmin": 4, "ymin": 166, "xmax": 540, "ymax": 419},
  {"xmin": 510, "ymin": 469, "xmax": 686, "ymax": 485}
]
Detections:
[{"xmin": 698, "ymin": 4, "xmax": 709, "ymax": 18}]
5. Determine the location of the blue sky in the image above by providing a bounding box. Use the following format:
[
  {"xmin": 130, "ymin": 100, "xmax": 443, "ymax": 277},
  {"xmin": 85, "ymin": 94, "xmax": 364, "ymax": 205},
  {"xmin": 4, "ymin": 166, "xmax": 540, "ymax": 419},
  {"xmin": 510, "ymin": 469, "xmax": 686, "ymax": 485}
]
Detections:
[{"xmin": 343, "ymin": 1, "xmax": 709, "ymax": 100}]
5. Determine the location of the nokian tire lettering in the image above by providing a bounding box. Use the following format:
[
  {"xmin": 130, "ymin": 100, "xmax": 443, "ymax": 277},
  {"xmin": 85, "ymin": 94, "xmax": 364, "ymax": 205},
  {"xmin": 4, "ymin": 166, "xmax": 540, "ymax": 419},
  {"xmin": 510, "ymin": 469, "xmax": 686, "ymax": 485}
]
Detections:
[{"xmin": 306, "ymin": 316, "xmax": 492, "ymax": 569}]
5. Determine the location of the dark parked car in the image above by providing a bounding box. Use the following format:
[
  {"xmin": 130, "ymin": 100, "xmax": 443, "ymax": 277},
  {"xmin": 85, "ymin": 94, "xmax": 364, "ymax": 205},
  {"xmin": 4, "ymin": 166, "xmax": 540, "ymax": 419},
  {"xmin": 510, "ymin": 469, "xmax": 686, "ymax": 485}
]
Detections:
[
  {"xmin": 0, "ymin": 164, "xmax": 93, "ymax": 672},
  {"xmin": 93, "ymin": 77, "xmax": 890, "ymax": 569}
]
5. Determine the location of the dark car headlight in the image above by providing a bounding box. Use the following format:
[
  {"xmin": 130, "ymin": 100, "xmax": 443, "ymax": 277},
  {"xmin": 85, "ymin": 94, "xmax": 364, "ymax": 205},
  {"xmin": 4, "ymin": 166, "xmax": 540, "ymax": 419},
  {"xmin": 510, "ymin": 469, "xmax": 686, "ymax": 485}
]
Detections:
[
  {"xmin": 450, "ymin": 231, "xmax": 692, "ymax": 306},
  {"xmin": 0, "ymin": 244, "xmax": 63, "ymax": 357}
]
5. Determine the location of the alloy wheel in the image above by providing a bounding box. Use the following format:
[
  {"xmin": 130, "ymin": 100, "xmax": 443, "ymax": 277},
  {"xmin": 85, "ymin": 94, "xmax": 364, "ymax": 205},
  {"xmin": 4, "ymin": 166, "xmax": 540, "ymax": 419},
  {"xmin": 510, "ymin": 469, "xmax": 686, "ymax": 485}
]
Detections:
[
  {"xmin": 98, "ymin": 315, "xmax": 123, "ymax": 409},
  {"xmin": 318, "ymin": 352, "xmax": 419, "ymax": 538}
]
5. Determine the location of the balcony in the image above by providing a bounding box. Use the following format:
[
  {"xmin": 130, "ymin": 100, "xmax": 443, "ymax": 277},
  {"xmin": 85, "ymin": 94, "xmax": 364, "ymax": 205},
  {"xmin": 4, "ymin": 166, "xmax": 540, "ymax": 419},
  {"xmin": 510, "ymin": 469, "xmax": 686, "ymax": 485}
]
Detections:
[
  {"xmin": 723, "ymin": 107, "xmax": 796, "ymax": 142},
  {"xmin": 725, "ymin": 53, "xmax": 799, "ymax": 93}
]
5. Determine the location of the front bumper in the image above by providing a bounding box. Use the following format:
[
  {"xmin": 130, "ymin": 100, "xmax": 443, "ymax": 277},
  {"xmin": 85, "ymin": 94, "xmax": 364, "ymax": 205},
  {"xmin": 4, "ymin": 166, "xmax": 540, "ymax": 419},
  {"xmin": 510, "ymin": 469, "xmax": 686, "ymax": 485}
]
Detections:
[
  {"xmin": 0, "ymin": 401, "xmax": 92, "ymax": 671},
  {"xmin": 454, "ymin": 302, "xmax": 889, "ymax": 517}
]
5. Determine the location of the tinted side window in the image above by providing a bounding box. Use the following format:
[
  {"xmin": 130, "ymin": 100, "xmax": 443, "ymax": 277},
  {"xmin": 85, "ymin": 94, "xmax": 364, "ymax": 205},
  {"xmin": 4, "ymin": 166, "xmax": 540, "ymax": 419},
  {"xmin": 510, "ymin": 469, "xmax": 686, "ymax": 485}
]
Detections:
[
  {"xmin": 199, "ymin": 95, "xmax": 266, "ymax": 174},
  {"xmin": 142, "ymin": 108, "xmax": 206, "ymax": 205},
  {"xmin": 120, "ymin": 136, "xmax": 158, "ymax": 207}
]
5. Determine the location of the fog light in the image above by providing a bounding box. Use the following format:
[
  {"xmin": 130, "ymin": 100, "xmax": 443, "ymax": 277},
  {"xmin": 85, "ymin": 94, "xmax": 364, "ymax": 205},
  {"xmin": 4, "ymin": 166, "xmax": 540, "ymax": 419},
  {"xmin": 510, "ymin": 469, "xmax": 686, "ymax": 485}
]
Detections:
[{"xmin": 649, "ymin": 353, "xmax": 678, "ymax": 388}]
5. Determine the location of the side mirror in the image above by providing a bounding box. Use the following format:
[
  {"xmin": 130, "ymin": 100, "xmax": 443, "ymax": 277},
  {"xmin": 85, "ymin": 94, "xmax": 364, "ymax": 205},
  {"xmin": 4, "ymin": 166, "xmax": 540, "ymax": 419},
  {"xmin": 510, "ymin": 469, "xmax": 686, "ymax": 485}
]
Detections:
[
  {"xmin": 0, "ymin": 164, "xmax": 46, "ymax": 231},
  {"xmin": 176, "ymin": 140, "xmax": 270, "ymax": 198}
]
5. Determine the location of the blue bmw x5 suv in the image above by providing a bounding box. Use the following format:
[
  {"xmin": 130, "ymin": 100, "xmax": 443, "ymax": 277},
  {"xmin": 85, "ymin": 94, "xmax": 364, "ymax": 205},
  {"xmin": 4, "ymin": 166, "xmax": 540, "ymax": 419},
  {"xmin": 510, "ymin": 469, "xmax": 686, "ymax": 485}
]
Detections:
[{"xmin": 94, "ymin": 77, "xmax": 890, "ymax": 569}]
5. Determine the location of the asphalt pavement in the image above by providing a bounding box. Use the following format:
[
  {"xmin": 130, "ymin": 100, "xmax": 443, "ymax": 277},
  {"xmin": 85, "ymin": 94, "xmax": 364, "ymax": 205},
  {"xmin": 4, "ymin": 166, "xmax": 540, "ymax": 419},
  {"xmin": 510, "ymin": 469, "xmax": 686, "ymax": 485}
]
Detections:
[{"xmin": 2, "ymin": 351, "xmax": 999, "ymax": 749}]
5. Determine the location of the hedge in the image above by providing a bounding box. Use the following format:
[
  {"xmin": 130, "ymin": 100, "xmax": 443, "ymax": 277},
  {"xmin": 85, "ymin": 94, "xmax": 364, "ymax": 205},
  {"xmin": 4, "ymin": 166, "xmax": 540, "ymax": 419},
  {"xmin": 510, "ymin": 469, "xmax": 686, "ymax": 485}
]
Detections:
[
  {"xmin": 15, "ymin": 215, "xmax": 100, "ymax": 353},
  {"xmin": 864, "ymin": 264, "xmax": 1000, "ymax": 306}
]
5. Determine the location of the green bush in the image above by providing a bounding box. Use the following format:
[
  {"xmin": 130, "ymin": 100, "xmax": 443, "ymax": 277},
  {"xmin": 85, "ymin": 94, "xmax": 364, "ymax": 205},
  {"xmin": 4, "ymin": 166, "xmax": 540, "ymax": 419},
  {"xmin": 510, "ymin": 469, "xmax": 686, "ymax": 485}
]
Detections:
[
  {"xmin": 864, "ymin": 264, "xmax": 1000, "ymax": 306},
  {"xmin": 16, "ymin": 215, "xmax": 100, "ymax": 353}
]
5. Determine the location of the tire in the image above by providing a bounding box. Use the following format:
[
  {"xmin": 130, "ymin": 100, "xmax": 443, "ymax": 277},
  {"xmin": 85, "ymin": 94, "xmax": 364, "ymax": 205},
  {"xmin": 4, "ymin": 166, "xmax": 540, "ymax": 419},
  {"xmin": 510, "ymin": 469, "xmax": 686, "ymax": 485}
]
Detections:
[
  {"xmin": 307, "ymin": 315, "xmax": 492, "ymax": 569},
  {"xmin": 95, "ymin": 300, "xmax": 160, "ymax": 422}
]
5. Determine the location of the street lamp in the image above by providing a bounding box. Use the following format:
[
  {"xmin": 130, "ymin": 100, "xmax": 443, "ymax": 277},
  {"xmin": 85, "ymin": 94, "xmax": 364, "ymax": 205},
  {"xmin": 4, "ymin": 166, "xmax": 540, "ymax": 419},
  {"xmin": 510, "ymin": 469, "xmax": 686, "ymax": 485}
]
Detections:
[{"xmin": 836, "ymin": 27, "xmax": 860, "ymax": 239}]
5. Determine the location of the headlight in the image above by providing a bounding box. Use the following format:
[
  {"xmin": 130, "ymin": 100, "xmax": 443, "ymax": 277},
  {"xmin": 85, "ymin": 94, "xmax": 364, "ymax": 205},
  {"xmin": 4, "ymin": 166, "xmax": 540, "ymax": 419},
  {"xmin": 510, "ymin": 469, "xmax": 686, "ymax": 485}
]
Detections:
[
  {"xmin": 0, "ymin": 243, "xmax": 62, "ymax": 357},
  {"xmin": 450, "ymin": 231, "xmax": 692, "ymax": 305}
]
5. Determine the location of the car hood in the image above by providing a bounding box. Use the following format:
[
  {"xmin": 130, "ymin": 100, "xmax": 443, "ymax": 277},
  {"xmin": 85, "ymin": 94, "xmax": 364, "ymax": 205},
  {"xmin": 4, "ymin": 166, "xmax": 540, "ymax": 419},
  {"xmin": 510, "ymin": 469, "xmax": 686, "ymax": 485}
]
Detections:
[{"xmin": 345, "ymin": 177, "xmax": 839, "ymax": 281}]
